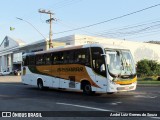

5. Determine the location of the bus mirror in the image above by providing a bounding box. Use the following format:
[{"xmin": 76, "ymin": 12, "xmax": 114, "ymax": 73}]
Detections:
[
  {"xmin": 101, "ymin": 54, "xmax": 106, "ymax": 56},
  {"xmin": 106, "ymin": 54, "xmax": 110, "ymax": 65}
]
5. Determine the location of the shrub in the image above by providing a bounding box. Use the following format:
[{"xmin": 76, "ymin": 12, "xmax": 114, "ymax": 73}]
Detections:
[{"xmin": 137, "ymin": 59, "xmax": 160, "ymax": 77}]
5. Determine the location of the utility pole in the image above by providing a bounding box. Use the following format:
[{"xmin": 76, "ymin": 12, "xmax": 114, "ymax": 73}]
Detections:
[{"xmin": 38, "ymin": 9, "xmax": 56, "ymax": 48}]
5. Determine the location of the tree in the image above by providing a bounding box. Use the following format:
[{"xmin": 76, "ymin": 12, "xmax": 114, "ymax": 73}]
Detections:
[
  {"xmin": 137, "ymin": 59, "xmax": 160, "ymax": 77},
  {"xmin": 137, "ymin": 59, "xmax": 150, "ymax": 77}
]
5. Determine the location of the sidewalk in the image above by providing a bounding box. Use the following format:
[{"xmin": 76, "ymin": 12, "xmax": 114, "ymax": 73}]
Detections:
[{"xmin": 0, "ymin": 76, "xmax": 21, "ymax": 83}]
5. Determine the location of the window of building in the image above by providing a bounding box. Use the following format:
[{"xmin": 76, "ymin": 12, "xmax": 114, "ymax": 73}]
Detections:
[{"xmin": 4, "ymin": 38, "xmax": 9, "ymax": 48}]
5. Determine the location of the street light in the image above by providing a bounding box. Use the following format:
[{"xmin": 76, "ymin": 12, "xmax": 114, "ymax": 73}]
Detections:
[{"xmin": 16, "ymin": 17, "xmax": 46, "ymax": 40}]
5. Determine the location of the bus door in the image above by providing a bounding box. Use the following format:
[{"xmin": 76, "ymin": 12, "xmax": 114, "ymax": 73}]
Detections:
[{"xmin": 91, "ymin": 47, "xmax": 107, "ymax": 92}]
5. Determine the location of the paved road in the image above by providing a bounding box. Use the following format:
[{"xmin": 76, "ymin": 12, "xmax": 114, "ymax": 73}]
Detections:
[{"xmin": 0, "ymin": 76, "xmax": 160, "ymax": 120}]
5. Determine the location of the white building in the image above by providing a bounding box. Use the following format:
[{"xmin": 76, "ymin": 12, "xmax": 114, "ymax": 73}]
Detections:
[
  {"xmin": 0, "ymin": 36, "xmax": 64, "ymax": 72},
  {"xmin": 0, "ymin": 36, "xmax": 25, "ymax": 72},
  {"xmin": 0, "ymin": 34, "xmax": 159, "ymax": 72},
  {"xmin": 54, "ymin": 34, "xmax": 160, "ymax": 62}
]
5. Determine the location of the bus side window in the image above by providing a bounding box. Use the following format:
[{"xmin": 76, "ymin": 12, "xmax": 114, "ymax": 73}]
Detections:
[
  {"xmin": 29, "ymin": 55, "xmax": 35, "ymax": 66},
  {"xmin": 68, "ymin": 50, "xmax": 74, "ymax": 64},
  {"xmin": 23, "ymin": 56, "xmax": 29, "ymax": 66},
  {"xmin": 74, "ymin": 48, "xmax": 90, "ymax": 66},
  {"xmin": 52, "ymin": 52, "xmax": 63, "ymax": 64},
  {"xmin": 58, "ymin": 52, "xmax": 64, "ymax": 64},
  {"xmin": 36, "ymin": 54, "xmax": 45, "ymax": 65},
  {"xmin": 64, "ymin": 51, "xmax": 71, "ymax": 64},
  {"xmin": 45, "ymin": 53, "xmax": 52, "ymax": 65},
  {"xmin": 55, "ymin": 52, "xmax": 64, "ymax": 64},
  {"xmin": 52, "ymin": 52, "xmax": 59, "ymax": 65}
]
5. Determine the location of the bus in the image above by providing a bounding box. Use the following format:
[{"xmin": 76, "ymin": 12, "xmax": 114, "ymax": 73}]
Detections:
[{"xmin": 22, "ymin": 43, "xmax": 137, "ymax": 94}]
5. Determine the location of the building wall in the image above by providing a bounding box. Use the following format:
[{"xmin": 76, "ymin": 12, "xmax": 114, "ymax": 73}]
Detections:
[
  {"xmin": 0, "ymin": 36, "xmax": 19, "ymax": 51},
  {"xmin": 0, "ymin": 35, "xmax": 159, "ymax": 72},
  {"xmin": 53, "ymin": 34, "xmax": 160, "ymax": 62},
  {"xmin": 54, "ymin": 35, "xmax": 75, "ymax": 45},
  {"xmin": 13, "ymin": 53, "xmax": 22, "ymax": 63},
  {"xmin": 73, "ymin": 35, "xmax": 160, "ymax": 63},
  {"xmin": 0, "ymin": 36, "xmax": 24, "ymax": 72}
]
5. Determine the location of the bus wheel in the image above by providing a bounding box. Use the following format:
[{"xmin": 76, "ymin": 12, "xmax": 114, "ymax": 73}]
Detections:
[
  {"xmin": 37, "ymin": 80, "xmax": 44, "ymax": 90},
  {"xmin": 82, "ymin": 83, "xmax": 94, "ymax": 95}
]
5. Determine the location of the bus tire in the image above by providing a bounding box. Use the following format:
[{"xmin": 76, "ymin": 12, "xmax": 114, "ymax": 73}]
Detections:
[
  {"xmin": 82, "ymin": 82, "xmax": 94, "ymax": 95},
  {"xmin": 37, "ymin": 79, "xmax": 44, "ymax": 90}
]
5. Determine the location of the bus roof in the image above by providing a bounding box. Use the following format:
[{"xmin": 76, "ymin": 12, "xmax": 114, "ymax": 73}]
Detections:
[{"xmin": 23, "ymin": 43, "xmax": 129, "ymax": 56}]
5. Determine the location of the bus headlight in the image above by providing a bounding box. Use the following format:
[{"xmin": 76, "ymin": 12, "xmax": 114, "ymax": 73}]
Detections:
[{"xmin": 109, "ymin": 80, "xmax": 116, "ymax": 85}]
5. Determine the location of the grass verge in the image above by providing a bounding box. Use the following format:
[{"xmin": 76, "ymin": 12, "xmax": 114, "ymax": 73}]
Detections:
[
  {"xmin": 137, "ymin": 80, "xmax": 160, "ymax": 84},
  {"xmin": 137, "ymin": 76, "xmax": 160, "ymax": 85}
]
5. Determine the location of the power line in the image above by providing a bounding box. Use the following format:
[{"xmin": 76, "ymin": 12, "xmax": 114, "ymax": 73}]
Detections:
[
  {"xmin": 126, "ymin": 30, "xmax": 160, "ymax": 40},
  {"xmin": 54, "ymin": 3, "xmax": 160, "ymax": 34},
  {"xmin": 53, "ymin": 0, "xmax": 82, "ymax": 9},
  {"xmin": 89, "ymin": 17, "xmax": 160, "ymax": 39},
  {"xmin": 57, "ymin": 20, "xmax": 100, "ymax": 36},
  {"xmin": 55, "ymin": 17, "xmax": 160, "ymax": 39},
  {"xmin": 53, "ymin": 0, "xmax": 76, "ymax": 7},
  {"xmin": 95, "ymin": 19, "xmax": 160, "ymax": 35},
  {"xmin": 104, "ymin": 25, "xmax": 160, "ymax": 40},
  {"xmin": 98, "ymin": 22, "xmax": 160, "ymax": 37}
]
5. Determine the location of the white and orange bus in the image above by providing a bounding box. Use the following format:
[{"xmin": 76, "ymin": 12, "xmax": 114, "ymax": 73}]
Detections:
[{"xmin": 22, "ymin": 43, "xmax": 137, "ymax": 94}]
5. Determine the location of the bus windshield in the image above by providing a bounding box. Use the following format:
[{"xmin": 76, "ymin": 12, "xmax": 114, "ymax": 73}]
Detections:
[{"xmin": 105, "ymin": 49, "xmax": 136, "ymax": 77}]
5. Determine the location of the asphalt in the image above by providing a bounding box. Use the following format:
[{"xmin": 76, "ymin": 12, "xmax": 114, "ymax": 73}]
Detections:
[{"xmin": 0, "ymin": 76, "xmax": 160, "ymax": 120}]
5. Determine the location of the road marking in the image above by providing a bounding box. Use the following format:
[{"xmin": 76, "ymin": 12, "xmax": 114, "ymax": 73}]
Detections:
[
  {"xmin": 111, "ymin": 102, "xmax": 122, "ymax": 105},
  {"xmin": 57, "ymin": 102, "xmax": 160, "ymax": 119},
  {"xmin": 151, "ymin": 117, "xmax": 160, "ymax": 120},
  {"xmin": 56, "ymin": 102, "xmax": 111, "ymax": 111},
  {"xmin": 134, "ymin": 95, "xmax": 157, "ymax": 99}
]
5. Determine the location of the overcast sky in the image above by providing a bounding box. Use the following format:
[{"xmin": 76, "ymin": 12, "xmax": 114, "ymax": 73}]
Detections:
[{"xmin": 1, "ymin": 0, "xmax": 160, "ymax": 44}]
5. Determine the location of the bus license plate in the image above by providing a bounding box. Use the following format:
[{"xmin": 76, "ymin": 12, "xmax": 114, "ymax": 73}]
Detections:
[{"xmin": 125, "ymin": 86, "xmax": 129, "ymax": 90}]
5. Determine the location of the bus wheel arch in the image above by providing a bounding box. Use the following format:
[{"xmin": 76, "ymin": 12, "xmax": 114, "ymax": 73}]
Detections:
[
  {"xmin": 37, "ymin": 78, "xmax": 44, "ymax": 90},
  {"xmin": 81, "ymin": 80, "xmax": 95, "ymax": 95}
]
